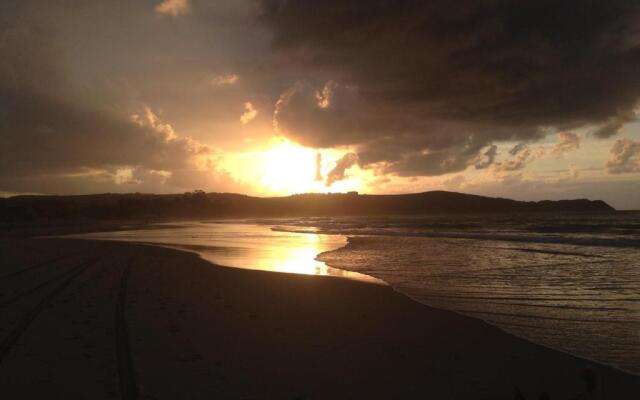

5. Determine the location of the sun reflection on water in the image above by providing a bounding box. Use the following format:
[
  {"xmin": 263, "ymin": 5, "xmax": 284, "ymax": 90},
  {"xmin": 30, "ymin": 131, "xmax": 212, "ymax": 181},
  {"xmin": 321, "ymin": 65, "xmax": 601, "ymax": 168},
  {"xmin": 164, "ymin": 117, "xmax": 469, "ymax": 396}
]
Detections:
[
  {"xmin": 192, "ymin": 225, "xmax": 384, "ymax": 284},
  {"xmin": 66, "ymin": 222, "xmax": 384, "ymax": 284}
]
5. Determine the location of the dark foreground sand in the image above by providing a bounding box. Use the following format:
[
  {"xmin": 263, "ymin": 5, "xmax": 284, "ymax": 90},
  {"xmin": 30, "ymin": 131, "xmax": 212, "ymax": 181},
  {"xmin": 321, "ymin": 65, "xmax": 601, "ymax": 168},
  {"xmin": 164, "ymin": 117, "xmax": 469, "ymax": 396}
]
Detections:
[{"xmin": 0, "ymin": 237, "xmax": 638, "ymax": 399}]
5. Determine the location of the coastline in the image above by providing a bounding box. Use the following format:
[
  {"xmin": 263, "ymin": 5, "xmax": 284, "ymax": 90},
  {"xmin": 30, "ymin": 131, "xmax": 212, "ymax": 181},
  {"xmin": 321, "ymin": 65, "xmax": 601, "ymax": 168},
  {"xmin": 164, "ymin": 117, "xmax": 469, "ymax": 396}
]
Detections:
[{"xmin": 0, "ymin": 236, "xmax": 638, "ymax": 398}]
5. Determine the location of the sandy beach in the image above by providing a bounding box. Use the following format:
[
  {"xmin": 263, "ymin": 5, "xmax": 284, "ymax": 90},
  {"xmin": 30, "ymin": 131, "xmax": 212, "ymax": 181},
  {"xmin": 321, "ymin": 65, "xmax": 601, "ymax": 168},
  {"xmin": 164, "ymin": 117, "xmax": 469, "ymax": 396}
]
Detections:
[{"xmin": 0, "ymin": 236, "xmax": 638, "ymax": 399}]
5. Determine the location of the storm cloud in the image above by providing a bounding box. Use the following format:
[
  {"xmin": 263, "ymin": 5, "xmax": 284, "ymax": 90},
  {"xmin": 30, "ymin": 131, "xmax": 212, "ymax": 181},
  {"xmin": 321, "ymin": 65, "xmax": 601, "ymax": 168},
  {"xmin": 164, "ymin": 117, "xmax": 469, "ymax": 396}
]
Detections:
[{"xmin": 262, "ymin": 0, "xmax": 640, "ymax": 176}]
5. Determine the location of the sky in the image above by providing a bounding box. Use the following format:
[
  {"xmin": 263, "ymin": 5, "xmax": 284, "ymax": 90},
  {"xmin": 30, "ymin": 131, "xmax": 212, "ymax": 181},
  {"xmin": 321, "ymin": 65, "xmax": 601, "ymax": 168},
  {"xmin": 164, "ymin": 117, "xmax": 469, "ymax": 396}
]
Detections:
[{"xmin": 1, "ymin": 0, "xmax": 639, "ymax": 209}]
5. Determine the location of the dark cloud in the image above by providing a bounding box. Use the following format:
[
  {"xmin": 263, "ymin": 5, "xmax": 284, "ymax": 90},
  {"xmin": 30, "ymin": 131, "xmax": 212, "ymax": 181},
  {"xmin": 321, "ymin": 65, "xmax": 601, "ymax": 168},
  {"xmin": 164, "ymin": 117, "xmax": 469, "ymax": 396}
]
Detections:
[
  {"xmin": 273, "ymin": 81, "xmax": 376, "ymax": 148},
  {"xmin": 380, "ymin": 137, "xmax": 496, "ymax": 176},
  {"xmin": 591, "ymin": 109, "xmax": 638, "ymax": 138},
  {"xmin": 273, "ymin": 79, "xmax": 542, "ymax": 176},
  {"xmin": 606, "ymin": 138, "xmax": 640, "ymax": 174},
  {"xmin": 326, "ymin": 152, "xmax": 357, "ymax": 186},
  {"xmin": 475, "ymin": 145, "xmax": 497, "ymax": 170},
  {"xmin": 262, "ymin": 0, "xmax": 640, "ymax": 175},
  {"xmin": 0, "ymin": 87, "xmax": 209, "ymax": 177}
]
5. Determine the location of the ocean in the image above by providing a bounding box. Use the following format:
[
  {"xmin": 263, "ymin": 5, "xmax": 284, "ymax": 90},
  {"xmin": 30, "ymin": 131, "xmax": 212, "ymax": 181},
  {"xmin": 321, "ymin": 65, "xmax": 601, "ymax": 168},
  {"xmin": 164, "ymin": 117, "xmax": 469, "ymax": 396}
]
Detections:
[{"xmin": 71, "ymin": 212, "xmax": 640, "ymax": 375}]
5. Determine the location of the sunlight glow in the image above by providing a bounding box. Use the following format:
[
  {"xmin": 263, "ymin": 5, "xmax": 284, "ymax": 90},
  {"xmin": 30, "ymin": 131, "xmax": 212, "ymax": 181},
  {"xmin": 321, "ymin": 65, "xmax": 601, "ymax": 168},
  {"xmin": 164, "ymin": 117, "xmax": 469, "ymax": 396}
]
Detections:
[
  {"xmin": 260, "ymin": 140, "xmax": 319, "ymax": 193},
  {"xmin": 222, "ymin": 137, "xmax": 366, "ymax": 195}
]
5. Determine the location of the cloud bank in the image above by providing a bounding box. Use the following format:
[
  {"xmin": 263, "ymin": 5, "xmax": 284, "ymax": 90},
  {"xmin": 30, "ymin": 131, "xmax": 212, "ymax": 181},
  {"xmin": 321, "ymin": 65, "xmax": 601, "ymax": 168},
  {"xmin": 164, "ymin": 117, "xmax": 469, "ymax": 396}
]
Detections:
[
  {"xmin": 0, "ymin": 20, "xmax": 239, "ymax": 194},
  {"xmin": 262, "ymin": 0, "xmax": 640, "ymax": 176}
]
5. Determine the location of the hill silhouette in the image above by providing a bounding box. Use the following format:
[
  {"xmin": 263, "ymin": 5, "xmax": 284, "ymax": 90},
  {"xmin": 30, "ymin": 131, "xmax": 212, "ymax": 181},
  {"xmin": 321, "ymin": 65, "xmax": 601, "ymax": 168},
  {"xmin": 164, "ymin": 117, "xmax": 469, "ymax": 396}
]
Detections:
[{"xmin": 0, "ymin": 191, "xmax": 614, "ymax": 222}]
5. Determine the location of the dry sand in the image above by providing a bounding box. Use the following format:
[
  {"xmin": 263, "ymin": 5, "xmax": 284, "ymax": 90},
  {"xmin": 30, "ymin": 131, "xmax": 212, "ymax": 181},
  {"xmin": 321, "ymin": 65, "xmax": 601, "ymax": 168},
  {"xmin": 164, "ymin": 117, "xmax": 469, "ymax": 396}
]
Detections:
[{"xmin": 0, "ymin": 237, "xmax": 638, "ymax": 399}]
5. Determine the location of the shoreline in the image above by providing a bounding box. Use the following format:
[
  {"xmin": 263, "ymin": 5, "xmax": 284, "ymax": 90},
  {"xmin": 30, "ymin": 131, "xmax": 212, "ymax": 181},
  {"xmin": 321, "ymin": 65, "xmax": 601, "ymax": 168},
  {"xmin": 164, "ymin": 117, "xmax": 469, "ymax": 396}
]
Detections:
[
  {"xmin": 60, "ymin": 230, "xmax": 640, "ymax": 378},
  {"xmin": 0, "ymin": 236, "xmax": 638, "ymax": 398},
  {"xmin": 51, "ymin": 224, "xmax": 640, "ymax": 377},
  {"xmin": 36, "ymin": 219, "xmax": 640, "ymax": 377}
]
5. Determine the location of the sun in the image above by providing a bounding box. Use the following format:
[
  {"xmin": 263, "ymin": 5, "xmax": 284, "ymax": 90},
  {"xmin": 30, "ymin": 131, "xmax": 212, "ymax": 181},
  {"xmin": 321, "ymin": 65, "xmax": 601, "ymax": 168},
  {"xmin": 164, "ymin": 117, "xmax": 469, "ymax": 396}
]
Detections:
[
  {"xmin": 222, "ymin": 137, "xmax": 366, "ymax": 195},
  {"xmin": 259, "ymin": 140, "xmax": 321, "ymax": 193}
]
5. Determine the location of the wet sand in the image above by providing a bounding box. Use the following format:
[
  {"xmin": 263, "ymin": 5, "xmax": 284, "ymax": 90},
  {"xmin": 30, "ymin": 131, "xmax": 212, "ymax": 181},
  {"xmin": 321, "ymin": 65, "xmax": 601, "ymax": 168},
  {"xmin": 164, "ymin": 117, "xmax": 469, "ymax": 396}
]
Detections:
[{"xmin": 0, "ymin": 237, "xmax": 638, "ymax": 399}]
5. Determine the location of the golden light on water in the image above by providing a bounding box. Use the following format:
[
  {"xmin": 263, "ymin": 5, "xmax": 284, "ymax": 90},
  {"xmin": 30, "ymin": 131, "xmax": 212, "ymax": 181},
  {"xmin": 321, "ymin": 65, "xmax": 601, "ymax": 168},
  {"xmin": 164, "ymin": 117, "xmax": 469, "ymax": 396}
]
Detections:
[
  {"xmin": 192, "ymin": 226, "xmax": 383, "ymax": 284},
  {"xmin": 246, "ymin": 234, "xmax": 336, "ymax": 276},
  {"xmin": 67, "ymin": 223, "xmax": 384, "ymax": 284},
  {"xmin": 221, "ymin": 137, "xmax": 367, "ymax": 195},
  {"xmin": 241, "ymin": 238, "xmax": 383, "ymax": 284}
]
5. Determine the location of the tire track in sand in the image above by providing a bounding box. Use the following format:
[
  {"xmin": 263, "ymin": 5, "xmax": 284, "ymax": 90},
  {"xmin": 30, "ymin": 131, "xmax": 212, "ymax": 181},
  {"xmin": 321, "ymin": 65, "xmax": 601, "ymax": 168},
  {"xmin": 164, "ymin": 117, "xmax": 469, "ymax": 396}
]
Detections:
[
  {"xmin": 115, "ymin": 259, "xmax": 139, "ymax": 400},
  {"xmin": 0, "ymin": 257, "xmax": 98, "ymax": 365},
  {"xmin": 0, "ymin": 253, "xmax": 80, "ymax": 281},
  {"xmin": 0, "ymin": 257, "xmax": 93, "ymax": 309}
]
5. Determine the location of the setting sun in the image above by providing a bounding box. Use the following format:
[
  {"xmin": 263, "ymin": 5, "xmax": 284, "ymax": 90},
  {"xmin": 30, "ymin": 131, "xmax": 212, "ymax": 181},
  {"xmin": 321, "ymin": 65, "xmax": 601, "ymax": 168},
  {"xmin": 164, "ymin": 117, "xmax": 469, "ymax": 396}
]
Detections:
[
  {"xmin": 259, "ymin": 140, "xmax": 319, "ymax": 193},
  {"xmin": 222, "ymin": 138, "xmax": 365, "ymax": 195}
]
